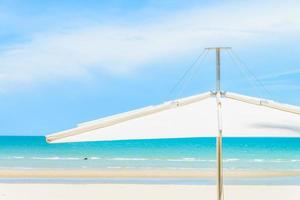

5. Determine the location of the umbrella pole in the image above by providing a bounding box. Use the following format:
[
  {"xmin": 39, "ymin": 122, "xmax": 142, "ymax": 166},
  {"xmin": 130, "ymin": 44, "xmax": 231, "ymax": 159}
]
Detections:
[
  {"xmin": 215, "ymin": 47, "xmax": 225, "ymax": 200},
  {"xmin": 216, "ymin": 90, "xmax": 224, "ymax": 200},
  {"xmin": 217, "ymin": 129, "xmax": 223, "ymax": 200}
]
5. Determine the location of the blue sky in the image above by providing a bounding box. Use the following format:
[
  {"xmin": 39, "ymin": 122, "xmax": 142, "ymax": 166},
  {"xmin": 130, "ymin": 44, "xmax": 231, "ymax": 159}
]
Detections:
[{"xmin": 0, "ymin": 0, "xmax": 300, "ymax": 136}]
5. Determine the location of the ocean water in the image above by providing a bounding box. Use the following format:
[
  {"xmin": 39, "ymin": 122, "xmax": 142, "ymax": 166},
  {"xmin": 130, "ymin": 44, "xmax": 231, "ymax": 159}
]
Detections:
[{"xmin": 0, "ymin": 136, "xmax": 299, "ymax": 171}]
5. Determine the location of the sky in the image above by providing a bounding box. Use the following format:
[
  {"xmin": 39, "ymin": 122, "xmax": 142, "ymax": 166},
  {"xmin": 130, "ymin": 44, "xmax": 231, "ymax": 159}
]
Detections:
[{"xmin": 0, "ymin": 0, "xmax": 300, "ymax": 136}]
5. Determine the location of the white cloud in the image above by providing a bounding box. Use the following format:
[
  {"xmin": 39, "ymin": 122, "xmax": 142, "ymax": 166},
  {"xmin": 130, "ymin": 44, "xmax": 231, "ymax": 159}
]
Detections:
[{"xmin": 0, "ymin": 1, "xmax": 300, "ymax": 90}]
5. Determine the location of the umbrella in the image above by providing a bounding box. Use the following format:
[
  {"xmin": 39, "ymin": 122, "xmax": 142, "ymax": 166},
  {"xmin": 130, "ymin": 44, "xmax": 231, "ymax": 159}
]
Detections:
[{"xmin": 46, "ymin": 47, "xmax": 300, "ymax": 200}]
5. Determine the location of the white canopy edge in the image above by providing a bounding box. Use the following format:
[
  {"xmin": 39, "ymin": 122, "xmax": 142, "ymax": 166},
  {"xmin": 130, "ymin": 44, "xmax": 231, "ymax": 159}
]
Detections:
[
  {"xmin": 46, "ymin": 91, "xmax": 300, "ymax": 143},
  {"xmin": 225, "ymin": 92, "xmax": 300, "ymax": 115},
  {"xmin": 46, "ymin": 92, "xmax": 212, "ymax": 143}
]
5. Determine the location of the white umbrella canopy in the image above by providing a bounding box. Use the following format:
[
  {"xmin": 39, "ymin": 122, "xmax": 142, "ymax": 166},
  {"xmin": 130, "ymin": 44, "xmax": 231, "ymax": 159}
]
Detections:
[
  {"xmin": 44, "ymin": 47, "xmax": 300, "ymax": 200},
  {"xmin": 46, "ymin": 91, "xmax": 300, "ymax": 143}
]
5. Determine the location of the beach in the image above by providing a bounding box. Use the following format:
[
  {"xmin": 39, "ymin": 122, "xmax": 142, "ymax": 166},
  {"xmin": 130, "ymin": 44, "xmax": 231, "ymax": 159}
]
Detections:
[
  {"xmin": 0, "ymin": 184, "xmax": 299, "ymax": 200},
  {"xmin": 0, "ymin": 169, "xmax": 299, "ymax": 200},
  {"xmin": 1, "ymin": 137, "xmax": 299, "ymax": 199},
  {"xmin": 1, "ymin": 0, "xmax": 300, "ymax": 199},
  {"xmin": 0, "ymin": 169, "xmax": 300, "ymax": 178}
]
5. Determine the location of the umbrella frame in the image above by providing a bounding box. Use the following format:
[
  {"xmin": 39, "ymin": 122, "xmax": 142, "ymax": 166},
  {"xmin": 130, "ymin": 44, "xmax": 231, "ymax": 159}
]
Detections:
[
  {"xmin": 207, "ymin": 47, "xmax": 232, "ymax": 200},
  {"xmin": 46, "ymin": 47, "xmax": 300, "ymax": 200}
]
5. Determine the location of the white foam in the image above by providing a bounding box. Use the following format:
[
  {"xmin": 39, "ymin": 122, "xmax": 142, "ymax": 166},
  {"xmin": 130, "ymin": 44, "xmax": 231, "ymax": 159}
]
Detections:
[
  {"xmin": 291, "ymin": 159, "xmax": 300, "ymax": 162},
  {"xmin": 223, "ymin": 158, "xmax": 240, "ymax": 162},
  {"xmin": 107, "ymin": 166, "xmax": 123, "ymax": 169},
  {"xmin": 13, "ymin": 156, "xmax": 24, "ymax": 159},
  {"xmin": 270, "ymin": 159, "xmax": 290, "ymax": 163},
  {"xmin": 164, "ymin": 167, "xmax": 198, "ymax": 170},
  {"xmin": 253, "ymin": 159, "xmax": 264, "ymax": 162},
  {"xmin": 249, "ymin": 159, "xmax": 300, "ymax": 163},
  {"xmin": 0, "ymin": 156, "xmax": 25, "ymax": 160},
  {"xmin": 167, "ymin": 158, "xmax": 207, "ymax": 162},
  {"xmin": 109, "ymin": 158, "xmax": 148, "ymax": 161},
  {"xmin": 90, "ymin": 157, "xmax": 102, "ymax": 160},
  {"xmin": 31, "ymin": 157, "xmax": 81, "ymax": 160}
]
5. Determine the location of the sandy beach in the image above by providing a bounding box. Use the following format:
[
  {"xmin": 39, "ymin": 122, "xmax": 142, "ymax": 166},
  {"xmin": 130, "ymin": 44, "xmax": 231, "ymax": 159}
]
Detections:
[
  {"xmin": 0, "ymin": 184, "xmax": 299, "ymax": 200},
  {"xmin": 1, "ymin": 169, "xmax": 299, "ymax": 200},
  {"xmin": 0, "ymin": 169, "xmax": 300, "ymax": 178}
]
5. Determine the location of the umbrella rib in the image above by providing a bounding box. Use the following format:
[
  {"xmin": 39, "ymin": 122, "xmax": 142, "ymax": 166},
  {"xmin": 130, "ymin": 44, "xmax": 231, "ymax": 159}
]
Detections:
[{"xmin": 225, "ymin": 92, "xmax": 300, "ymax": 115}]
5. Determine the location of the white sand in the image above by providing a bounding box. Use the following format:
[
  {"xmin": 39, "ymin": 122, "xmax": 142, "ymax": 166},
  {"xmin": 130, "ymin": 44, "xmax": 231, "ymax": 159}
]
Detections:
[
  {"xmin": 1, "ymin": 169, "xmax": 299, "ymax": 178},
  {"xmin": 0, "ymin": 184, "xmax": 299, "ymax": 200}
]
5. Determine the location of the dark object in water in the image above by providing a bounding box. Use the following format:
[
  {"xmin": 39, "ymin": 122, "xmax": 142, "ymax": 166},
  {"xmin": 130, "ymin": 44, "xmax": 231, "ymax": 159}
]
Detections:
[{"xmin": 84, "ymin": 157, "xmax": 88, "ymax": 160}]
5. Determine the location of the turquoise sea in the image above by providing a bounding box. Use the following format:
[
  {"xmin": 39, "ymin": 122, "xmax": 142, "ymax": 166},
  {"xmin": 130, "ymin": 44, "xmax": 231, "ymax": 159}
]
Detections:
[{"xmin": 0, "ymin": 136, "xmax": 300, "ymax": 171}]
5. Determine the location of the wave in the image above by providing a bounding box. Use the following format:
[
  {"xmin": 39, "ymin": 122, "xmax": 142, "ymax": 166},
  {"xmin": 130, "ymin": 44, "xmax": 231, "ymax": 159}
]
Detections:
[
  {"xmin": 107, "ymin": 166, "xmax": 123, "ymax": 169},
  {"xmin": 166, "ymin": 158, "xmax": 210, "ymax": 162},
  {"xmin": 163, "ymin": 167, "xmax": 199, "ymax": 170},
  {"xmin": 166, "ymin": 158, "xmax": 240, "ymax": 162},
  {"xmin": 105, "ymin": 166, "xmax": 201, "ymax": 170},
  {"xmin": 269, "ymin": 159, "xmax": 297, "ymax": 163},
  {"xmin": 272, "ymin": 159, "xmax": 300, "ymax": 163},
  {"xmin": 249, "ymin": 159, "xmax": 300, "ymax": 163},
  {"xmin": 164, "ymin": 158, "xmax": 300, "ymax": 163},
  {"xmin": 90, "ymin": 157, "xmax": 102, "ymax": 160},
  {"xmin": 223, "ymin": 158, "xmax": 240, "ymax": 162},
  {"xmin": 109, "ymin": 158, "xmax": 148, "ymax": 161},
  {"xmin": 2, "ymin": 156, "xmax": 299, "ymax": 164},
  {"xmin": 13, "ymin": 156, "xmax": 24, "ymax": 159},
  {"xmin": 291, "ymin": 159, "xmax": 300, "ymax": 162},
  {"xmin": 253, "ymin": 159, "xmax": 264, "ymax": 162},
  {"xmin": 31, "ymin": 157, "xmax": 81, "ymax": 160},
  {"xmin": 0, "ymin": 156, "xmax": 25, "ymax": 160}
]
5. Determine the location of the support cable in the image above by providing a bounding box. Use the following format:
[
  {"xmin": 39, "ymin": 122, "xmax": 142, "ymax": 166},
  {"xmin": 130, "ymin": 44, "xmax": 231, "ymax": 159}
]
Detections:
[
  {"xmin": 225, "ymin": 50, "xmax": 264, "ymax": 96},
  {"xmin": 175, "ymin": 50, "xmax": 210, "ymax": 98},
  {"xmin": 228, "ymin": 49, "xmax": 273, "ymax": 99},
  {"xmin": 167, "ymin": 49, "xmax": 209, "ymax": 99}
]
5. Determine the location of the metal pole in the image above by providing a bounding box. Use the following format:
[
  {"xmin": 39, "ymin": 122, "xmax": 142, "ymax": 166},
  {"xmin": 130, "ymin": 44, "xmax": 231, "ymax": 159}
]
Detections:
[
  {"xmin": 216, "ymin": 48, "xmax": 223, "ymax": 200},
  {"xmin": 216, "ymin": 93, "xmax": 223, "ymax": 200},
  {"xmin": 216, "ymin": 48, "xmax": 221, "ymax": 92},
  {"xmin": 205, "ymin": 47, "xmax": 230, "ymax": 200}
]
